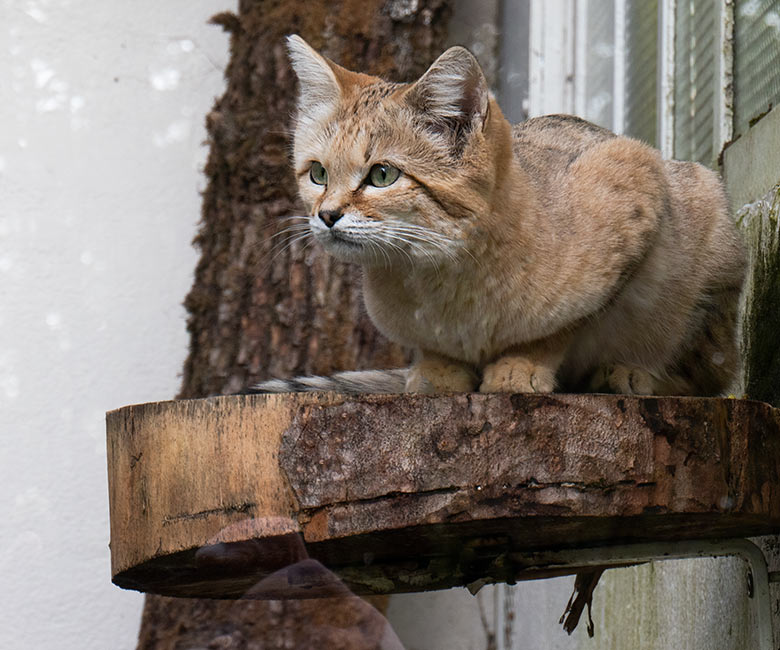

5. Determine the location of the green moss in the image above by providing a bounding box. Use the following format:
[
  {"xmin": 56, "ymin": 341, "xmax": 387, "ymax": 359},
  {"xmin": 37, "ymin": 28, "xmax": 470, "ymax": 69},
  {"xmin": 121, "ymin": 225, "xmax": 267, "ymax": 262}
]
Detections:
[{"xmin": 737, "ymin": 184, "xmax": 780, "ymax": 407}]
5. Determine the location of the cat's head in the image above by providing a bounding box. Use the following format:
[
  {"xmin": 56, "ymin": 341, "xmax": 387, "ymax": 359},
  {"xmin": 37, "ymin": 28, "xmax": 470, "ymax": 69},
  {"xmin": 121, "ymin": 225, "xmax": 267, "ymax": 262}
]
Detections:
[{"xmin": 286, "ymin": 35, "xmax": 497, "ymax": 267}]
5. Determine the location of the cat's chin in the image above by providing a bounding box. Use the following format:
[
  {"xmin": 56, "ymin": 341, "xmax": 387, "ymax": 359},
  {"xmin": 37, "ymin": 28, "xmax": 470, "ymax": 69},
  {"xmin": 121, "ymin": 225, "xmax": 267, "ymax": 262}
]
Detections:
[
  {"xmin": 317, "ymin": 236, "xmax": 377, "ymax": 266},
  {"xmin": 315, "ymin": 226, "xmax": 458, "ymax": 269}
]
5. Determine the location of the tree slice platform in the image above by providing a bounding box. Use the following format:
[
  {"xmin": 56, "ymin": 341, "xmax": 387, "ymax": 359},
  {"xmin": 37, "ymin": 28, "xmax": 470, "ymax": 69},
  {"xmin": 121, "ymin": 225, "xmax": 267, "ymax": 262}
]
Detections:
[{"xmin": 106, "ymin": 393, "xmax": 780, "ymax": 599}]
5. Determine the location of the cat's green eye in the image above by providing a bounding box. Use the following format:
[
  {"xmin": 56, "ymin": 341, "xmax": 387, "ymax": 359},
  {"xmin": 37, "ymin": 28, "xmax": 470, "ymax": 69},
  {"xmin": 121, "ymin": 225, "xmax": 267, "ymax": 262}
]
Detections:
[
  {"xmin": 368, "ymin": 163, "xmax": 400, "ymax": 188},
  {"xmin": 309, "ymin": 161, "xmax": 328, "ymax": 186}
]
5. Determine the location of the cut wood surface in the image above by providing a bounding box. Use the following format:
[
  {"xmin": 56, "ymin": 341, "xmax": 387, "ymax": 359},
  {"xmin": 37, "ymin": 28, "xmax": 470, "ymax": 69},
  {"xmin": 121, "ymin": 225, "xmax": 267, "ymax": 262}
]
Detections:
[{"xmin": 106, "ymin": 393, "xmax": 780, "ymax": 599}]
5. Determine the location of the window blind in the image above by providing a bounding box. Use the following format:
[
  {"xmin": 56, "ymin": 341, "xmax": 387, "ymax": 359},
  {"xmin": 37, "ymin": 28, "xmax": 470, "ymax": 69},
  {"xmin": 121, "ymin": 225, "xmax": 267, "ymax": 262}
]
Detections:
[
  {"xmin": 584, "ymin": 0, "xmax": 616, "ymax": 129},
  {"xmin": 624, "ymin": 0, "xmax": 659, "ymax": 145},
  {"xmin": 734, "ymin": 0, "xmax": 780, "ymax": 136},
  {"xmin": 673, "ymin": 0, "xmax": 718, "ymax": 165}
]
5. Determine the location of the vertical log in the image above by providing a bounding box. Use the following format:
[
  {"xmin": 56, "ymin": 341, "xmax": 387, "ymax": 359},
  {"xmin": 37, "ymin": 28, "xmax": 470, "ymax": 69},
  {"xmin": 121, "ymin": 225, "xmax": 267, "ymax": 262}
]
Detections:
[
  {"xmin": 180, "ymin": 0, "xmax": 454, "ymax": 399},
  {"xmin": 137, "ymin": 0, "xmax": 453, "ymax": 647}
]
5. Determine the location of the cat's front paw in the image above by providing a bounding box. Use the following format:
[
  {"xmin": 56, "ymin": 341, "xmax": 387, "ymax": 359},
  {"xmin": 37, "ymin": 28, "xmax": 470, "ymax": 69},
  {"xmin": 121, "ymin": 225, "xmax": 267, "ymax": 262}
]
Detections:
[
  {"xmin": 404, "ymin": 367, "xmax": 435, "ymax": 393},
  {"xmin": 405, "ymin": 356, "xmax": 479, "ymax": 393},
  {"xmin": 590, "ymin": 365, "xmax": 657, "ymax": 395},
  {"xmin": 480, "ymin": 357, "xmax": 555, "ymax": 393}
]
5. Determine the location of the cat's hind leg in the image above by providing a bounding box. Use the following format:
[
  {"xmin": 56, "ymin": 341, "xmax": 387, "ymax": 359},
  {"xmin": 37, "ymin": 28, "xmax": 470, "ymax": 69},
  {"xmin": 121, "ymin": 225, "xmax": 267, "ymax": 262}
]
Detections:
[
  {"xmin": 657, "ymin": 286, "xmax": 742, "ymax": 396},
  {"xmin": 588, "ymin": 287, "xmax": 741, "ymax": 397},
  {"xmin": 588, "ymin": 364, "xmax": 659, "ymax": 395}
]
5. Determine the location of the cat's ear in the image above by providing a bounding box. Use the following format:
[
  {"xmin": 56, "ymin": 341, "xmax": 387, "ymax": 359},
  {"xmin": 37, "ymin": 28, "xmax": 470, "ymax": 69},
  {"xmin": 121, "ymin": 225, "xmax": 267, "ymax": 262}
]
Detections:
[
  {"xmin": 286, "ymin": 34, "xmax": 341, "ymax": 122},
  {"xmin": 404, "ymin": 46, "xmax": 489, "ymax": 136}
]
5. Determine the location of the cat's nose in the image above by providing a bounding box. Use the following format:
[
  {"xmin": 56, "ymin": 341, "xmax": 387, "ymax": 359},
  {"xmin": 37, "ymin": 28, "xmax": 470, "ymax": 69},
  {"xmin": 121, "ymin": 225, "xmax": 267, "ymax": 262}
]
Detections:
[{"xmin": 318, "ymin": 209, "xmax": 343, "ymax": 228}]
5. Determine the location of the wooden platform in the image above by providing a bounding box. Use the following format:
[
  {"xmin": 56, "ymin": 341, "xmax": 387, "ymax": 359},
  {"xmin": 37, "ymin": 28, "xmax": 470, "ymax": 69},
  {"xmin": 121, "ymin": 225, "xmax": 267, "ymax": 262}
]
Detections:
[{"xmin": 106, "ymin": 393, "xmax": 780, "ymax": 599}]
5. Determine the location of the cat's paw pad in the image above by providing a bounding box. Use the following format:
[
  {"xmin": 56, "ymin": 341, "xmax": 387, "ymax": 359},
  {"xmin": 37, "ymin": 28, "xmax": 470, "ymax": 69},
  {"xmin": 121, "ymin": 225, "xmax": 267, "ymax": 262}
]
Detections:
[
  {"xmin": 592, "ymin": 365, "xmax": 656, "ymax": 395},
  {"xmin": 480, "ymin": 357, "xmax": 555, "ymax": 393}
]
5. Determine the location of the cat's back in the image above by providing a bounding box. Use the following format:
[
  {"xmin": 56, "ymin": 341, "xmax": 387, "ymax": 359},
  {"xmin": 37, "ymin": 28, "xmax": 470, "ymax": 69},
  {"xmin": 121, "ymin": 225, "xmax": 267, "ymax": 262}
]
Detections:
[{"xmin": 511, "ymin": 114, "xmax": 617, "ymax": 186}]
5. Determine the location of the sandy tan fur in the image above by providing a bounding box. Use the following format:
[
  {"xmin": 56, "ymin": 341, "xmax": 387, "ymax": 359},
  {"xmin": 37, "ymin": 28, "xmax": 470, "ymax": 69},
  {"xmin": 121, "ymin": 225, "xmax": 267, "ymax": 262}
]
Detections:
[{"xmin": 258, "ymin": 35, "xmax": 746, "ymax": 397}]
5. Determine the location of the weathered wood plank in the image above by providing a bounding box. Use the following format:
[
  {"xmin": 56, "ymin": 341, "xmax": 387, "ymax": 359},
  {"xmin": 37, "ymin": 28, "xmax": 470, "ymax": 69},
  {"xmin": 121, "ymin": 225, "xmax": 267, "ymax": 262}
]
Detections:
[{"xmin": 106, "ymin": 393, "xmax": 780, "ymax": 598}]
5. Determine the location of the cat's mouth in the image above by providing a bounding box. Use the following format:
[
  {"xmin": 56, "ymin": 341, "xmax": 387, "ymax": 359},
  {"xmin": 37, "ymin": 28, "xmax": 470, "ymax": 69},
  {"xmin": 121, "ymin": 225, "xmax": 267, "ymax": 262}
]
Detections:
[
  {"xmin": 317, "ymin": 229, "xmax": 373, "ymax": 263},
  {"xmin": 328, "ymin": 231, "xmax": 363, "ymax": 246},
  {"xmin": 322, "ymin": 231, "xmax": 368, "ymax": 253}
]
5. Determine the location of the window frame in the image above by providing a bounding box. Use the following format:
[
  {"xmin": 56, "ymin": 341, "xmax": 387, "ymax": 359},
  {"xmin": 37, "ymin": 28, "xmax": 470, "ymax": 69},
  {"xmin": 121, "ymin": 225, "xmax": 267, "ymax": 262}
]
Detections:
[{"xmin": 525, "ymin": 0, "xmax": 734, "ymax": 165}]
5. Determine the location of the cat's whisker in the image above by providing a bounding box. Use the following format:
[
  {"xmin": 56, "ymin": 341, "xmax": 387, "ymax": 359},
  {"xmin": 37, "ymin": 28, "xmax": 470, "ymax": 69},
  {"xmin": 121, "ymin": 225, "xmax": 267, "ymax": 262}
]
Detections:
[
  {"xmin": 385, "ymin": 235, "xmax": 443, "ymax": 274},
  {"xmin": 384, "ymin": 222, "xmax": 457, "ymax": 250},
  {"xmin": 376, "ymin": 233, "xmax": 415, "ymax": 267},
  {"xmin": 387, "ymin": 240, "xmax": 415, "ymax": 267},
  {"xmin": 267, "ymin": 223, "xmax": 312, "ymax": 241},
  {"xmin": 273, "ymin": 232, "xmax": 312, "ymax": 260},
  {"xmin": 382, "ymin": 224, "xmax": 462, "ymax": 268},
  {"xmin": 267, "ymin": 215, "xmax": 310, "ymax": 229},
  {"xmin": 375, "ymin": 239, "xmax": 394, "ymax": 268},
  {"xmin": 281, "ymin": 235, "xmax": 318, "ymax": 284},
  {"xmin": 255, "ymin": 217, "xmax": 311, "ymax": 253},
  {"xmin": 261, "ymin": 215, "xmax": 309, "ymax": 230},
  {"xmin": 368, "ymin": 243, "xmax": 379, "ymax": 268},
  {"xmin": 459, "ymin": 246, "xmax": 481, "ymax": 267},
  {"xmin": 399, "ymin": 235, "xmax": 444, "ymax": 279},
  {"xmin": 263, "ymin": 228, "xmax": 311, "ymax": 263},
  {"xmin": 258, "ymin": 231, "xmax": 313, "ymax": 274},
  {"xmin": 362, "ymin": 239, "xmax": 382, "ymax": 267}
]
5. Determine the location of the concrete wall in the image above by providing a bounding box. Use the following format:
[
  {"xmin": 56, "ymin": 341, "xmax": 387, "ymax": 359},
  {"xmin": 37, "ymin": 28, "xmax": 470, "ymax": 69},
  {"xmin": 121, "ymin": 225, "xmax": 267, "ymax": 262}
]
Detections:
[
  {"xmin": 0, "ymin": 2, "xmax": 231, "ymax": 647},
  {"xmin": 725, "ymin": 103, "xmax": 780, "ymax": 650}
]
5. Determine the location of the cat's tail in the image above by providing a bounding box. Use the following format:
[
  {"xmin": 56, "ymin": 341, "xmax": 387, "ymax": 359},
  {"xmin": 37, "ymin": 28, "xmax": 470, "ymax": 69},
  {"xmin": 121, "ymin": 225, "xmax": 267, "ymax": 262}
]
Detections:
[{"xmin": 243, "ymin": 369, "xmax": 410, "ymax": 395}]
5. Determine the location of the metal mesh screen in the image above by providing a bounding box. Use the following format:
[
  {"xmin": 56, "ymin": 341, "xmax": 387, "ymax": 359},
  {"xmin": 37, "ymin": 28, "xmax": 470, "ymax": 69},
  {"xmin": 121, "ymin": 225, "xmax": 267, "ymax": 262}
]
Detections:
[
  {"xmin": 734, "ymin": 0, "xmax": 780, "ymax": 136},
  {"xmin": 674, "ymin": 0, "xmax": 718, "ymax": 164},
  {"xmin": 624, "ymin": 0, "xmax": 659, "ymax": 145},
  {"xmin": 584, "ymin": 0, "xmax": 616, "ymax": 128}
]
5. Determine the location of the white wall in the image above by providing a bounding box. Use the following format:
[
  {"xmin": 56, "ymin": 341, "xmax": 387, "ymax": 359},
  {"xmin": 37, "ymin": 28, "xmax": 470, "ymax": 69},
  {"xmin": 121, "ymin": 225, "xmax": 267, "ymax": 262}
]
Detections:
[{"xmin": 0, "ymin": 2, "xmax": 232, "ymax": 647}]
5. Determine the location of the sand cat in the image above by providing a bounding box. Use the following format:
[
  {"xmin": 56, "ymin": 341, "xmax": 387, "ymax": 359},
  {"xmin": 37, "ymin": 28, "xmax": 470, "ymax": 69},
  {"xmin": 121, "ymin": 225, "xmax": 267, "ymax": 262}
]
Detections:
[{"xmin": 251, "ymin": 35, "xmax": 745, "ymax": 397}]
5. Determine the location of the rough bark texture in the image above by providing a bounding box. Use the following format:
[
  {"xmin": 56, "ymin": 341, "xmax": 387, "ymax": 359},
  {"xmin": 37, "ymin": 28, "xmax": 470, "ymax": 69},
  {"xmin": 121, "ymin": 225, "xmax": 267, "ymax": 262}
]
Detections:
[
  {"xmin": 180, "ymin": 0, "xmax": 454, "ymax": 400},
  {"xmin": 110, "ymin": 393, "xmax": 780, "ymax": 599},
  {"xmin": 137, "ymin": 0, "xmax": 452, "ymax": 647}
]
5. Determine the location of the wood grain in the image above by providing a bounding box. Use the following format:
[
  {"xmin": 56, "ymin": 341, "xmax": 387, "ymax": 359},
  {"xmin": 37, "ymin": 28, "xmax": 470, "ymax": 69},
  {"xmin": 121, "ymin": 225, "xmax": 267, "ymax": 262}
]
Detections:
[{"xmin": 107, "ymin": 393, "xmax": 780, "ymax": 598}]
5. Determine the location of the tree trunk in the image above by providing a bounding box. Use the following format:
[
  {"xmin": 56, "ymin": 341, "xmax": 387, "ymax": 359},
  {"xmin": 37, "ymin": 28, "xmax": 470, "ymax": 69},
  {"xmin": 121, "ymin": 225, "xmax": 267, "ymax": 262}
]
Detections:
[{"xmin": 136, "ymin": 1, "xmax": 452, "ymax": 647}]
